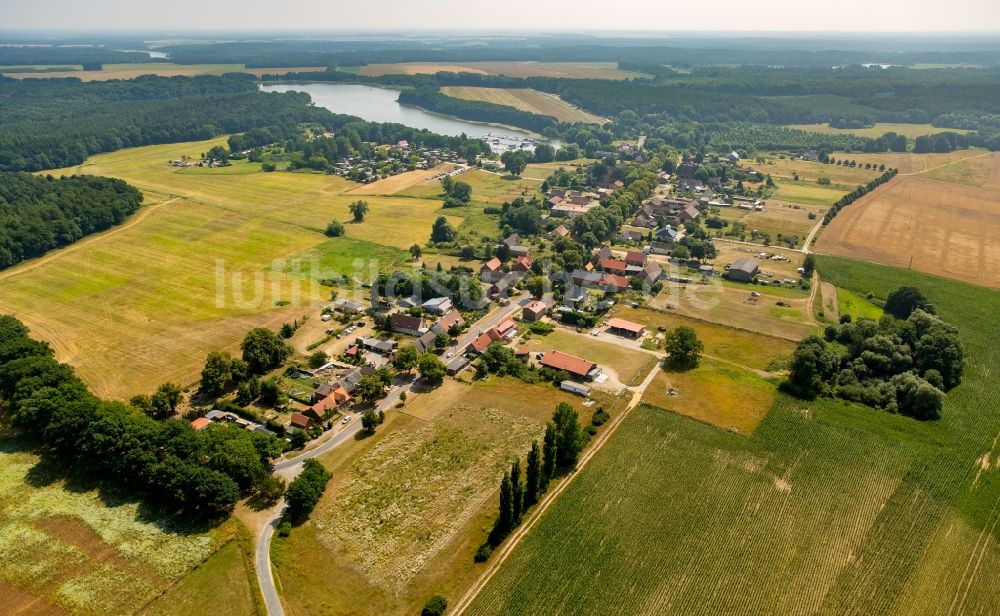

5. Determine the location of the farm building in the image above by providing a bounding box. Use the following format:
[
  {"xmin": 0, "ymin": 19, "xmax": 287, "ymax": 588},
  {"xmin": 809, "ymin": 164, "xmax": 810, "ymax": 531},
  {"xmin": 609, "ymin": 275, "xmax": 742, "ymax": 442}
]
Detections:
[
  {"xmin": 600, "ymin": 274, "xmax": 630, "ymax": 293},
  {"xmin": 446, "ymin": 355, "xmax": 471, "ymax": 375},
  {"xmin": 421, "ymin": 296, "xmax": 453, "ymax": 315},
  {"xmin": 599, "ymin": 258, "xmax": 628, "ymax": 276},
  {"xmin": 509, "ymin": 245, "xmax": 530, "ymax": 258},
  {"xmin": 619, "ymin": 230, "xmax": 644, "ymax": 243},
  {"xmin": 549, "ymin": 224, "xmax": 570, "ymax": 238},
  {"xmin": 607, "ymin": 318, "xmax": 646, "ymax": 339},
  {"xmin": 727, "ymin": 258, "xmax": 760, "ymax": 282},
  {"xmin": 391, "ymin": 312, "xmax": 427, "ymax": 336},
  {"xmin": 560, "ymin": 381, "xmax": 591, "ymax": 397},
  {"xmin": 359, "ymin": 337, "xmax": 397, "ymax": 354},
  {"xmin": 503, "ymin": 233, "xmax": 522, "ymax": 247},
  {"xmin": 513, "ymin": 254, "xmax": 533, "ymax": 272},
  {"xmin": 522, "ymin": 300, "xmax": 549, "ymax": 322},
  {"xmin": 414, "ymin": 331, "xmax": 438, "ymax": 355},
  {"xmin": 539, "ymin": 350, "xmax": 601, "ymax": 381},
  {"xmin": 336, "ymin": 367, "xmax": 366, "ymax": 393},
  {"xmin": 640, "ymin": 261, "xmax": 663, "ymax": 285},
  {"xmin": 190, "ymin": 417, "xmax": 211, "ymax": 431},
  {"xmin": 332, "ymin": 298, "xmax": 365, "ymax": 314}
]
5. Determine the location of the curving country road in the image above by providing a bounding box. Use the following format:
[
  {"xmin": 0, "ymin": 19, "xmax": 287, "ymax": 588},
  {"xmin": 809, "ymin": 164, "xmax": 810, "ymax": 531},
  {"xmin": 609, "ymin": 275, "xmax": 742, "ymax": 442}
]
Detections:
[{"xmin": 254, "ymin": 295, "xmax": 531, "ymax": 615}]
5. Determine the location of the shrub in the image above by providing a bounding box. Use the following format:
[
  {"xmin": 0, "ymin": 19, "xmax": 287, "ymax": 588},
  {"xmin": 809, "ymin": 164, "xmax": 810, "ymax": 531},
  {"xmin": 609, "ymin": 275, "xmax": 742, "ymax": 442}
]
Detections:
[
  {"xmin": 591, "ymin": 408, "xmax": 610, "ymax": 426},
  {"xmin": 277, "ymin": 521, "xmax": 292, "ymax": 538},
  {"xmin": 474, "ymin": 542, "xmax": 493, "ymax": 562},
  {"xmin": 422, "ymin": 595, "xmax": 448, "ymax": 616}
]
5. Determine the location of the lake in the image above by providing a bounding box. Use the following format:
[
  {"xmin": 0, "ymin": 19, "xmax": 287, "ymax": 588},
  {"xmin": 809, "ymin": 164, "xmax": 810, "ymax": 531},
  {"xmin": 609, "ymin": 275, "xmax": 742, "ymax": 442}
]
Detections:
[{"xmin": 260, "ymin": 83, "xmax": 551, "ymax": 149}]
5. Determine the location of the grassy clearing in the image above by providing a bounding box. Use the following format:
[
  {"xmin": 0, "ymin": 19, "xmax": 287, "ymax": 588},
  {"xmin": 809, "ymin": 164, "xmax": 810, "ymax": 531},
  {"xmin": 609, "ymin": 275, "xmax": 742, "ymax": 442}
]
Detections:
[
  {"xmin": 642, "ymin": 360, "xmax": 778, "ymax": 434},
  {"xmin": 470, "ymin": 255, "xmax": 1000, "ymax": 614},
  {"xmin": 756, "ymin": 155, "xmax": 882, "ymax": 186},
  {"xmin": 440, "ymin": 87, "xmax": 606, "ymax": 124},
  {"xmin": 614, "ymin": 305, "xmax": 796, "ymax": 371},
  {"xmin": 0, "ymin": 139, "xmax": 465, "ymax": 398},
  {"xmin": 787, "ymin": 122, "xmax": 973, "ymax": 139},
  {"xmin": 0, "ymin": 438, "xmax": 250, "ymax": 615},
  {"xmin": 836, "ymin": 287, "xmax": 883, "ymax": 321},
  {"xmin": 519, "ymin": 328, "xmax": 657, "ymax": 386},
  {"xmin": 772, "ymin": 178, "xmax": 852, "ymax": 206}
]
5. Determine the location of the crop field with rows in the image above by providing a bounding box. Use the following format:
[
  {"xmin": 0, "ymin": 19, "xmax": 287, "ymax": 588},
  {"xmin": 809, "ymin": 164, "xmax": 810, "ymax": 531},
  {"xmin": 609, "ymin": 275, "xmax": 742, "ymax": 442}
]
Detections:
[{"xmin": 467, "ymin": 255, "xmax": 1000, "ymax": 615}]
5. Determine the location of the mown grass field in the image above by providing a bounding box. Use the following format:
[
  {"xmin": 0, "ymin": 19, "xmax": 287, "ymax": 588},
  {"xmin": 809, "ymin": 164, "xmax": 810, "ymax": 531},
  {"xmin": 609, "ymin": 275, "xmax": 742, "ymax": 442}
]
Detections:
[
  {"xmin": 837, "ymin": 287, "xmax": 884, "ymax": 321},
  {"xmin": 0, "ymin": 438, "xmax": 259, "ymax": 615},
  {"xmin": 2, "ymin": 63, "xmax": 329, "ymax": 80},
  {"xmin": 467, "ymin": 255, "xmax": 1000, "ymax": 615},
  {"xmin": 0, "ymin": 139, "xmax": 472, "ymax": 399},
  {"xmin": 756, "ymin": 155, "xmax": 882, "ymax": 186},
  {"xmin": 440, "ymin": 87, "xmax": 606, "ymax": 124}
]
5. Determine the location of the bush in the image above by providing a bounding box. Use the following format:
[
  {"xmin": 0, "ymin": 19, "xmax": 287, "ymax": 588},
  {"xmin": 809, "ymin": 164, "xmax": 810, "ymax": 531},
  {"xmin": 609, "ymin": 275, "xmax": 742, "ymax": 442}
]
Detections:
[
  {"xmin": 474, "ymin": 542, "xmax": 493, "ymax": 562},
  {"xmin": 325, "ymin": 219, "xmax": 345, "ymax": 237},
  {"xmin": 591, "ymin": 409, "xmax": 610, "ymax": 426},
  {"xmin": 284, "ymin": 459, "xmax": 331, "ymax": 521},
  {"xmin": 277, "ymin": 521, "xmax": 292, "ymax": 538},
  {"xmin": 308, "ymin": 350, "xmax": 328, "ymax": 369},
  {"xmin": 422, "ymin": 595, "xmax": 448, "ymax": 616}
]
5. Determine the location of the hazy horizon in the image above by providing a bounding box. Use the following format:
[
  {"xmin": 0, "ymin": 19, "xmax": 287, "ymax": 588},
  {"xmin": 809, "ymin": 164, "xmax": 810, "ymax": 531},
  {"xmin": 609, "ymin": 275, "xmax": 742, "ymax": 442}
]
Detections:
[{"xmin": 3, "ymin": 0, "xmax": 999, "ymax": 33}]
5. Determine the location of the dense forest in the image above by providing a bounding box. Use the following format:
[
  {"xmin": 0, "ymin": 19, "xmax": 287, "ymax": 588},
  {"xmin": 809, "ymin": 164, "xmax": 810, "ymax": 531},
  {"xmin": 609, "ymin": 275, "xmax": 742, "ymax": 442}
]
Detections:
[
  {"xmin": 0, "ymin": 74, "xmax": 334, "ymax": 172},
  {"xmin": 0, "ymin": 315, "xmax": 282, "ymax": 520},
  {"xmin": 0, "ymin": 172, "xmax": 143, "ymax": 269}
]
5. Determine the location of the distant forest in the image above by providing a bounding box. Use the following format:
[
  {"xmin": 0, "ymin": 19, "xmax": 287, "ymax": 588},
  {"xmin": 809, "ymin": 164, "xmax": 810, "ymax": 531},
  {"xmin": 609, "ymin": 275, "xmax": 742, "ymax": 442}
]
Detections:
[{"xmin": 0, "ymin": 172, "xmax": 143, "ymax": 269}]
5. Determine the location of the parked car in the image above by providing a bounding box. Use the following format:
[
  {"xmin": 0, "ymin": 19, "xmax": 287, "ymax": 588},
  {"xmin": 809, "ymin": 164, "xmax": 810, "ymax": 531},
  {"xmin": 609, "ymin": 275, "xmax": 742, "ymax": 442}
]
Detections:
[
  {"xmin": 341, "ymin": 416, "xmax": 351, "ymax": 425},
  {"xmin": 356, "ymin": 321, "xmax": 365, "ymax": 327}
]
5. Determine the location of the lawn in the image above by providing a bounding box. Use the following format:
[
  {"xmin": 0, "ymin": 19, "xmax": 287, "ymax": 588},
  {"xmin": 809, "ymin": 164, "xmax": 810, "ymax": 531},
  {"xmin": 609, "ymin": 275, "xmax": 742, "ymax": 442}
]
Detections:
[
  {"xmin": 519, "ymin": 328, "xmax": 658, "ymax": 386},
  {"xmin": 469, "ymin": 256, "xmax": 1000, "ymax": 615},
  {"xmin": 836, "ymin": 287, "xmax": 884, "ymax": 321},
  {"xmin": 641, "ymin": 359, "xmax": 778, "ymax": 434},
  {"xmin": 0, "ymin": 139, "xmax": 464, "ymax": 399},
  {"xmin": 0, "ymin": 438, "xmax": 253, "ymax": 615},
  {"xmin": 614, "ymin": 305, "xmax": 797, "ymax": 371}
]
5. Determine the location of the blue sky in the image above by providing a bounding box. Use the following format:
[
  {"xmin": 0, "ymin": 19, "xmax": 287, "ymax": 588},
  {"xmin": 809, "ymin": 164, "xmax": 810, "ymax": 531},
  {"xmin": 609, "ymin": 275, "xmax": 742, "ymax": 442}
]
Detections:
[{"xmin": 3, "ymin": 0, "xmax": 998, "ymax": 32}]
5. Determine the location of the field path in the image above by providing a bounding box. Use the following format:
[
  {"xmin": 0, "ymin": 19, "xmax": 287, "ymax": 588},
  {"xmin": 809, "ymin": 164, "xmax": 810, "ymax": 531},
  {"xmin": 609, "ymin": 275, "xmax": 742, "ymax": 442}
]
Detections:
[
  {"xmin": 0, "ymin": 194, "xmax": 180, "ymax": 284},
  {"xmin": 903, "ymin": 152, "xmax": 993, "ymax": 176},
  {"xmin": 450, "ymin": 361, "xmax": 661, "ymax": 616}
]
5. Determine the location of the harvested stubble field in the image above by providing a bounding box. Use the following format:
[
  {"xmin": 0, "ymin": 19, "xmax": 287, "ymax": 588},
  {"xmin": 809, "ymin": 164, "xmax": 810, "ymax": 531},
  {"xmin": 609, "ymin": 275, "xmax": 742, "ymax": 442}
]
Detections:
[
  {"xmin": 468, "ymin": 255, "xmax": 1000, "ymax": 615},
  {"xmin": 0, "ymin": 440, "xmax": 257, "ymax": 615},
  {"xmin": 0, "ymin": 139, "xmax": 466, "ymax": 398},
  {"xmin": 816, "ymin": 158, "xmax": 1000, "ymax": 290},
  {"xmin": 440, "ymin": 87, "xmax": 607, "ymax": 124},
  {"xmin": 2, "ymin": 63, "xmax": 328, "ymax": 81},
  {"xmin": 834, "ymin": 149, "xmax": 987, "ymax": 175},
  {"xmin": 358, "ymin": 61, "xmax": 647, "ymax": 80},
  {"xmin": 787, "ymin": 122, "xmax": 973, "ymax": 139}
]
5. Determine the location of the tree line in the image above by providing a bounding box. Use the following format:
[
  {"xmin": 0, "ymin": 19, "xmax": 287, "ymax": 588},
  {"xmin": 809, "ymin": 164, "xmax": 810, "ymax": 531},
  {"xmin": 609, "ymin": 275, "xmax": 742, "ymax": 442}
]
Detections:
[
  {"xmin": 822, "ymin": 168, "xmax": 898, "ymax": 225},
  {"xmin": 0, "ymin": 315, "xmax": 284, "ymax": 520},
  {"xmin": 0, "ymin": 172, "xmax": 143, "ymax": 269}
]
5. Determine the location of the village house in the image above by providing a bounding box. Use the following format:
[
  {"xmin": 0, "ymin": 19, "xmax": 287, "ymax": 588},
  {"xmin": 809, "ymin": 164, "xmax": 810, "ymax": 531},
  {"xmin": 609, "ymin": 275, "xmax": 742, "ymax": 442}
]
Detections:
[
  {"xmin": 639, "ymin": 261, "xmax": 663, "ymax": 285},
  {"xmin": 503, "ymin": 234, "xmax": 522, "ymax": 247},
  {"xmin": 551, "ymin": 203, "xmax": 592, "ymax": 218},
  {"xmin": 487, "ymin": 272, "xmax": 521, "ymax": 300},
  {"xmin": 289, "ymin": 412, "xmax": 314, "ymax": 431},
  {"xmin": 509, "ymin": 245, "xmax": 531, "ymax": 258},
  {"xmin": 619, "ymin": 229, "xmax": 644, "ymax": 243},
  {"xmin": 599, "ymin": 257, "xmax": 628, "ymax": 276},
  {"xmin": 391, "ymin": 312, "xmax": 427, "ymax": 337},
  {"xmin": 539, "ymin": 350, "xmax": 602, "ymax": 381},
  {"xmin": 414, "ymin": 330, "xmax": 439, "ymax": 355},
  {"xmin": 549, "ymin": 224, "xmax": 570, "ymax": 239},
  {"xmin": 625, "ymin": 251, "xmax": 646, "ymax": 267},
  {"xmin": 480, "ymin": 257, "xmax": 503, "ymax": 283},
  {"xmin": 432, "ymin": 310, "xmax": 465, "ymax": 335},
  {"xmin": 512, "ymin": 254, "xmax": 533, "ymax": 273},
  {"xmin": 421, "ymin": 296, "xmax": 453, "ymax": 315},
  {"xmin": 191, "ymin": 417, "xmax": 211, "ymax": 431},
  {"xmin": 307, "ymin": 385, "xmax": 351, "ymax": 421},
  {"xmin": 522, "ymin": 300, "xmax": 549, "ymax": 322}
]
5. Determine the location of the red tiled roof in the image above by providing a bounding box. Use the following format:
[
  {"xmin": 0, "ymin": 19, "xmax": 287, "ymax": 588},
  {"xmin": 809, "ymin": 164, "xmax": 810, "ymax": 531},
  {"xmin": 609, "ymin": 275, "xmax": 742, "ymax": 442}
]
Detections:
[
  {"xmin": 495, "ymin": 317, "xmax": 516, "ymax": 336},
  {"xmin": 599, "ymin": 258, "xmax": 627, "ymax": 274},
  {"xmin": 607, "ymin": 318, "xmax": 645, "ymax": 334},
  {"xmin": 470, "ymin": 331, "xmax": 493, "ymax": 354},
  {"xmin": 392, "ymin": 312, "xmax": 424, "ymax": 332},
  {"xmin": 625, "ymin": 251, "xmax": 646, "ymax": 266},
  {"xmin": 523, "ymin": 300, "xmax": 548, "ymax": 314},
  {"xmin": 191, "ymin": 417, "xmax": 211, "ymax": 431},
  {"xmin": 290, "ymin": 412, "xmax": 313, "ymax": 429},
  {"xmin": 482, "ymin": 257, "xmax": 502, "ymax": 272},
  {"xmin": 601, "ymin": 274, "xmax": 629, "ymax": 290},
  {"xmin": 310, "ymin": 386, "xmax": 351, "ymax": 415},
  {"xmin": 513, "ymin": 255, "xmax": 533, "ymax": 271},
  {"xmin": 540, "ymin": 350, "xmax": 597, "ymax": 377}
]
